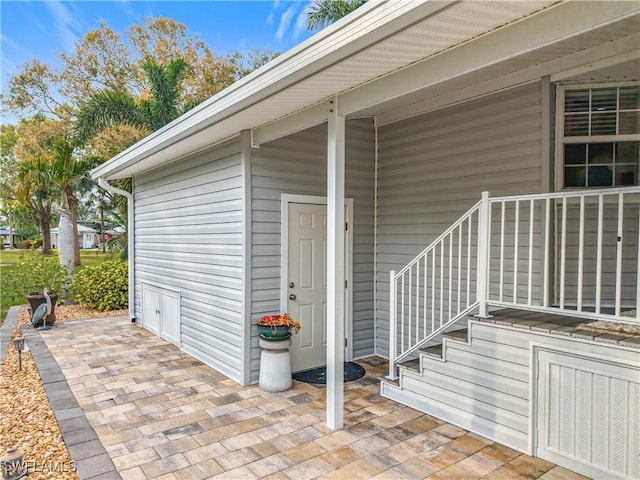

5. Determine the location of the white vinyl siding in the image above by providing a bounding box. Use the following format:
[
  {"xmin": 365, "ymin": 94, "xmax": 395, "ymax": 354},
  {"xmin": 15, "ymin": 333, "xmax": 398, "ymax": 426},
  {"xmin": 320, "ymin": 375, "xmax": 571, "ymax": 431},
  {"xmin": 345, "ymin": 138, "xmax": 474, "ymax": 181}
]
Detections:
[
  {"xmin": 249, "ymin": 119, "xmax": 375, "ymax": 382},
  {"xmin": 134, "ymin": 144, "xmax": 245, "ymax": 383},
  {"xmin": 376, "ymin": 82, "xmax": 545, "ymax": 357}
]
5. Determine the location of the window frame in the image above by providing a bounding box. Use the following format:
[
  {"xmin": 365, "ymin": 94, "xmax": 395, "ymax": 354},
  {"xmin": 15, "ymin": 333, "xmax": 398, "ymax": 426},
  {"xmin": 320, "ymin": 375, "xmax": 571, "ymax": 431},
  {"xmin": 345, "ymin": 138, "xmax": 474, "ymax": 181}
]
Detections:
[{"xmin": 555, "ymin": 81, "xmax": 640, "ymax": 191}]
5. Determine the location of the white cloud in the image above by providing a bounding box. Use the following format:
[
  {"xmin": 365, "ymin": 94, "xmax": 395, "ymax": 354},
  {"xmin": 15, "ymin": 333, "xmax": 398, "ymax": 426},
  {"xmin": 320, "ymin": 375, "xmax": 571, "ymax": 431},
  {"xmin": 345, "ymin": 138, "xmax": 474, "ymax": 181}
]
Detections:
[
  {"xmin": 1, "ymin": 33, "xmax": 31, "ymax": 57},
  {"xmin": 115, "ymin": 0, "xmax": 137, "ymax": 20},
  {"xmin": 266, "ymin": 11, "xmax": 274, "ymax": 26},
  {"xmin": 44, "ymin": 0, "xmax": 84, "ymax": 52},
  {"xmin": 275, "ymin": 5, "xmax": 295, "ymax": 41},
  {"xmin": 293, "ymin": 9, "xmax": 309, "ymax": 40}
]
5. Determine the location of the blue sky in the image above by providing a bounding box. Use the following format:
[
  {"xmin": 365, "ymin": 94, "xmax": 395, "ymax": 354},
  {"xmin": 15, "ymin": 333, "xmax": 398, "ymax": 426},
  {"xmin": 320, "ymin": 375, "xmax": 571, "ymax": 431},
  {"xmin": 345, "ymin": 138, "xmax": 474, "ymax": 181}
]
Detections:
[{"xmin": 0, "ymin": 0, "xmax": 316, "ymax": 100}]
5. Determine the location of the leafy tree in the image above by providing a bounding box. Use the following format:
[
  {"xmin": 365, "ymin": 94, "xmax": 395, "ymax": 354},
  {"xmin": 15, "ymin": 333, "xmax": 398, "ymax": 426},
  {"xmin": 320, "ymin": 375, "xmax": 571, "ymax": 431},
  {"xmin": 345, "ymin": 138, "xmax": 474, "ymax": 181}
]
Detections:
[
  {"xmin": 5, "ymin": 117, "xmax": 70, "ymax": 253},
  {"xmin": 4, "ymin": 17, "xmax": 277, "ymax": 131},
  {"xmin": 306, "ymin": 0, "xmax": 368, "ymax": 30},
  {"xmin": 0, "ymin": 125, "xmax": 18, "ymax": 202}
]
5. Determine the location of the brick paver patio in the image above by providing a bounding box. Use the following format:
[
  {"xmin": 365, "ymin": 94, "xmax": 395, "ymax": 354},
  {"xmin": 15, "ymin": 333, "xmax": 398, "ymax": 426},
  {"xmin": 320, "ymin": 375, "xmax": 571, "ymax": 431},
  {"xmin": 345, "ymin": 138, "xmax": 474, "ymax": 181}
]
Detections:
[{"xmin": 32, "ymin": 315, "xmax": 586, "ymax": 479}]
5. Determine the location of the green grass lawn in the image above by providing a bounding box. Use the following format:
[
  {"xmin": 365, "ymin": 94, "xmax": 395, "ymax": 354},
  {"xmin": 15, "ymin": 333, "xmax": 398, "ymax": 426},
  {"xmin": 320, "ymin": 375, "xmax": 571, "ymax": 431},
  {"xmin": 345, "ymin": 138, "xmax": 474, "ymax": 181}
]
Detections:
[{"xmin": 0, "ymin": 249, "xmax": 114, "ymax": 323}]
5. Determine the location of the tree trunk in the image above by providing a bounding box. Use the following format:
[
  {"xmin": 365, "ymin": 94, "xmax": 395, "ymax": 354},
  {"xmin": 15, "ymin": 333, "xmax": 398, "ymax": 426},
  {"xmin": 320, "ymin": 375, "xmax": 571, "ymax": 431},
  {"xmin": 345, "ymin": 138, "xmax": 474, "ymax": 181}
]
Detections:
[
  {"xmin": 66, "ymin": 189, "xmax": 81, "ymax": 266},
  {"xmin": 41, "ymin": 220, "xmax": 52, "ymax": 254},
  {"xmin": 58, "ymin": 208, "xmax": 75, "ymax": 297}
]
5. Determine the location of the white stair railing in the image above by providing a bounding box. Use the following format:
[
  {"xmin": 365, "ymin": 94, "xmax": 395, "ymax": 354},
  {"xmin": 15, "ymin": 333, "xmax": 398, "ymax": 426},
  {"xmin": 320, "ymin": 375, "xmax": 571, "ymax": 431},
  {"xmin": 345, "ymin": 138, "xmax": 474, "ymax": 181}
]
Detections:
[
  {"xmin": 486, "ymin": 187, "xmax": 640, "ymax": 323},
  {"xmin": 389, "ymin": 187, "xmax": 640, "ymax": 379},
  {"xmin": 388, "ymin": 199, "xmax": 483, "ymax": 378}
]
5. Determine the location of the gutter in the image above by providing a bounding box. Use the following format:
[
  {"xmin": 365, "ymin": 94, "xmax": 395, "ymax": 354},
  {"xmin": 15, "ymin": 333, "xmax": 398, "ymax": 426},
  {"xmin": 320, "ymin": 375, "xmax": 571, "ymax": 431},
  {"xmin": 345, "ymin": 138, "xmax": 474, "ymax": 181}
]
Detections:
[{"xmin": 98, "ymin": 178, "xmax": 136, "ymax": 322}]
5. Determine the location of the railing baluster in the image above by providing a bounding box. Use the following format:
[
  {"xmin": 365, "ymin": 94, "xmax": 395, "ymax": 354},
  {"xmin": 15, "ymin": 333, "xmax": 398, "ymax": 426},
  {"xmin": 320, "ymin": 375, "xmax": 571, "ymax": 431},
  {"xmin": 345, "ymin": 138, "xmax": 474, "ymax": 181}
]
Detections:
[
  {"xmin": 400, "ymin": 275, "xmax": 405, "ymax": 353},
  {"xmin": 415, "ymin": 260, "xmax": 420, "ymax": 346},
  {"xmin": 596, "ymin": 194, "xmax": 603, "ymax": 314},
  {"xmin": 500, "ymin": 202, "xmax": 505, "ymax": 302},
  {"xmin": 543, "ymin": 198, "xmax": 550, "ymax": 308},
  {"xmin": 577, "ymin": 196, "xmax": 585, "ymax": 311},
  {"xmin": 513, "ymin": 200, "xmax": 520, "ymax": 303},
  {"xmin": 423, "ymin": 254, "xmax": 428, "ymax": 336},
  {"xmin": 448, "ymin": 231, "xmax": 453, "ymax": 321},
  {"xmin": 467, "ymin": 215, "xmax": 472, "ymax": 306},
  {"xmin": 458, "ymin": 226, "xmax": 462, "ymax": 311},
  {"xmin": 431, "ymin": 248, "xmax": 436, "ymax": 333},
  {"xmin": 528, "ymin": 199, "xmax": 534, "ymax": 306},
  {"xmin": 408, "ymin": 265, "xmax": 412, "ymax": 350},
  {"xmin": 615, "ymin": 193, "xmax": 624, "ymax": 316},
  {"xmin": 560, "ymin": 197, "xmax": 567, "ymax": 309},
  {"xmin": 440, "ymin": 241, "xmax": 444, "ymax": 328},
  {"xmin": 636, "ymin": 195, "xmax": 640, "ymax": 319}
]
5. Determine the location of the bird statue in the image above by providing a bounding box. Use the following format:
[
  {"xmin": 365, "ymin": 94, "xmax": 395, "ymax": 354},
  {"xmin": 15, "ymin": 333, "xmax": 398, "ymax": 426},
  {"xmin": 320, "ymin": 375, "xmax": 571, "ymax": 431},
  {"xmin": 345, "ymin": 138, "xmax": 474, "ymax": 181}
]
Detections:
[{"xmin": 31, "ymin": 287, "xmax": 52, "ymax": 330}]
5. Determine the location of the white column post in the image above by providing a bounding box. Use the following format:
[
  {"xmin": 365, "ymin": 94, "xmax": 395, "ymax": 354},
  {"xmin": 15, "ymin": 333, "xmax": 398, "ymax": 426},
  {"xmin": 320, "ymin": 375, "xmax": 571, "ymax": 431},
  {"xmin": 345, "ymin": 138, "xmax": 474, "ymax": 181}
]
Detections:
[
  {"xmin": 476, "ymin": 191, "xmax": 491, "ymax": 318},
  {"xmin": 326, "ymin": 97, "xmax": 345, "ymax": 430}
]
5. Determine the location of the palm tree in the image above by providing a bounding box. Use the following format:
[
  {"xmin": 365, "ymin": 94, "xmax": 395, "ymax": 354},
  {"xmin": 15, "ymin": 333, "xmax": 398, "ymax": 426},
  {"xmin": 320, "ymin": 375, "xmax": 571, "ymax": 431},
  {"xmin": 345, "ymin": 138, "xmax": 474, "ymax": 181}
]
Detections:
[
  {"xmin": 14, "ymin": 157, "xmax": 55, "ymax": 254},
  {"xmin": 306, "ymin": 0, "xmax": 368, "ymax": 31},
  {"xmin": 47, "ymin": 139, "xmax": 98, "ymax": 266},
  {"xmin": 74, "ymin": 58, "xmax": 189, "ymax": 145}
]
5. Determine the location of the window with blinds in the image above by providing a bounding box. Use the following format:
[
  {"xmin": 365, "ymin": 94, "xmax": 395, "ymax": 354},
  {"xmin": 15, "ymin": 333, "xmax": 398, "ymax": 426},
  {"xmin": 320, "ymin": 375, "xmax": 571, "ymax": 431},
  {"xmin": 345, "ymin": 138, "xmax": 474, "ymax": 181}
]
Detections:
[{"xmin": 560, "ymin": 84, "xmax": 639, "ymax": 188}]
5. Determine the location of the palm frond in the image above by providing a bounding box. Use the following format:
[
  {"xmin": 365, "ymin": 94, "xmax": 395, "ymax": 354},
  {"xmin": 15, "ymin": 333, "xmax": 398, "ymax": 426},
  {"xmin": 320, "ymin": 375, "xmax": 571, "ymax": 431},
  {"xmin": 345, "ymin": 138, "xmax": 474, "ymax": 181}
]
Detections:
[
  {"xmin": 73, "ymin": 90, "xmax": 147, "ymax": 146},
  {"xmin": 306, "ymin": 0, "xmax": 367, "ymax": 31},
  {"xmin": 143, "ymin": 58, "xmax": 188, "ymax": 130}
]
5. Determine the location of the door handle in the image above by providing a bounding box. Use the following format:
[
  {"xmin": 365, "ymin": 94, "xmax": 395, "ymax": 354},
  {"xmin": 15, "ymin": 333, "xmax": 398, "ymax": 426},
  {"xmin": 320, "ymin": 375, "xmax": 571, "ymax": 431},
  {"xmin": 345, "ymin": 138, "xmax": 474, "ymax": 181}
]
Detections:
[{"xmin": 289, "ymin": 294, "xmax": 296, "ymax": 300}]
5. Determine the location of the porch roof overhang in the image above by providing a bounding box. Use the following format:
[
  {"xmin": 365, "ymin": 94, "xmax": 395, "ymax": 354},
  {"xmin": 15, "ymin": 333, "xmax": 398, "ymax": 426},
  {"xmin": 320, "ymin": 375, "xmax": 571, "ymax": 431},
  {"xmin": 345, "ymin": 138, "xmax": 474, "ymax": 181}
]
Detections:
[{"xmin": 91, "ymin": 0, "xmax": 639, "ymax": 181}]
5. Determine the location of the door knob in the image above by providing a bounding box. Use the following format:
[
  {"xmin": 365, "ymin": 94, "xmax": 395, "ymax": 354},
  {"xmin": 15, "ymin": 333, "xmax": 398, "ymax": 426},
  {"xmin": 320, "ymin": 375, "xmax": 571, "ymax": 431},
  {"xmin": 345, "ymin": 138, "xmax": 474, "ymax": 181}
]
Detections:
[
  {"xmin": 289, "ymin": 294, "xmax": 296, "ymax": 300},
  {"xmin": 289, "ymin": 282, "xmax": 295, "ymax": 288}
]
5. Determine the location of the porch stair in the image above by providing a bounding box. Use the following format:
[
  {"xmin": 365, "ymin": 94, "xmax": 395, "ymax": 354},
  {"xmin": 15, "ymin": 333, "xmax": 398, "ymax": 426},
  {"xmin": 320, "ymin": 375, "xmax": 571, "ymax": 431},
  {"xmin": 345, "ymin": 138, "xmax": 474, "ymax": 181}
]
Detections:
[{"xmin": 381, "ymin": 308, "xmax": 640, "ymax": 463}]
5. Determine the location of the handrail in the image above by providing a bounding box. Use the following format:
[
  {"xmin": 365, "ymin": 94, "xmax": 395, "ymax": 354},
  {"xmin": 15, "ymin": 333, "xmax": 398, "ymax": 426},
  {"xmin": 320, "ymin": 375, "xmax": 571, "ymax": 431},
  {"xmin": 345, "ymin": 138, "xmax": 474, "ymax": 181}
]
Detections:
[
  {"xmin": 395, "ymin": 200, "xmax": 482, "ymax": 277},
  {"xmin": 389, "ymin": 187, "xmax": 640, "ymax": 379},
  {"xmin": 388, "ymin": 200, "xmax": 482, "ymax": 378}
]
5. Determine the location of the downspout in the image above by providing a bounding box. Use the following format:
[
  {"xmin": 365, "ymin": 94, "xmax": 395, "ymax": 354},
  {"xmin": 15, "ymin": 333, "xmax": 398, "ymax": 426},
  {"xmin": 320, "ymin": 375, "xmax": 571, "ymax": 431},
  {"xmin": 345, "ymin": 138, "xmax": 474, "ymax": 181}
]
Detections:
[{"xmin": 98, "ymin": 178, "xmax": 136, "ymax": 322}]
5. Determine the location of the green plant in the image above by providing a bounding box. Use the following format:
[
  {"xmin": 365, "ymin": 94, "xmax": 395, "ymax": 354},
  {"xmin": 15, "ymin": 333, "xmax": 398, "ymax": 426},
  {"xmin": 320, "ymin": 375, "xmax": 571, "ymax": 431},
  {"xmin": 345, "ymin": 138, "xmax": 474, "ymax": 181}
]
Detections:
[
  {"xmin": 7, "ymin": 251, "xmax": 70, "ymax": 297},
  {"xmin": 71, "ymin": 260, "xmax": 128, "ymax": 311}
]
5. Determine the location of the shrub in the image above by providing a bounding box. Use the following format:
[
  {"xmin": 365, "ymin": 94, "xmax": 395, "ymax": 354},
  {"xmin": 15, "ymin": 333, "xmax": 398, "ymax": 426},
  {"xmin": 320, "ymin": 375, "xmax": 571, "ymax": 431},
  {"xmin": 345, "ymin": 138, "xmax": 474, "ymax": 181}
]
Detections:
[
  {"xmin": 8, "ymin": 251, "xmax": 71, "ymax": 297},
  {"xmin": 71, "ymin": 260, "xmax": 128, "ymax": 311}
]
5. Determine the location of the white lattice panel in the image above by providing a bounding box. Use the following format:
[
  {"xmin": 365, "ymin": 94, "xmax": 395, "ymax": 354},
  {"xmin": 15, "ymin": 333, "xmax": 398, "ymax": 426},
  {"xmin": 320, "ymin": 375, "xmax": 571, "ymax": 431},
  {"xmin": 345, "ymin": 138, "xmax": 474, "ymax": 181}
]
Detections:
[{"xmin": 538, "ymin": 350, "xmax": 640, "ymax": 479}]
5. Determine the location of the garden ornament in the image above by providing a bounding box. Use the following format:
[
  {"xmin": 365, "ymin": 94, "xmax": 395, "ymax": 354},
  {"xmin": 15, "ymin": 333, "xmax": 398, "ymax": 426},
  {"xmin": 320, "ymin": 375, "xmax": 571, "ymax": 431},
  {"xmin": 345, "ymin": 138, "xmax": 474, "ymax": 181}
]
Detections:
[{"xmin": 31, "ymin": 288, "xmax": 52, "ymax": 331}]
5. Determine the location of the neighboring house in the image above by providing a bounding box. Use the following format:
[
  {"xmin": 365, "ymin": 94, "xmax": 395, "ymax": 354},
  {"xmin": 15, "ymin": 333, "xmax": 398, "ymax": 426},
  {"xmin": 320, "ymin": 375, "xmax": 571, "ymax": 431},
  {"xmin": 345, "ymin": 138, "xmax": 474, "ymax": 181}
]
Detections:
[
  {"xmin": 0, "ymin": 227, "xmax": 19, "ymax": 247},
  {"xmin": 50, "ymin": 224, "xmax": 99, "ymax": 250},
  {"xmin": 92, "ymin": 2, "xmax": 639, "ymax": 478}
]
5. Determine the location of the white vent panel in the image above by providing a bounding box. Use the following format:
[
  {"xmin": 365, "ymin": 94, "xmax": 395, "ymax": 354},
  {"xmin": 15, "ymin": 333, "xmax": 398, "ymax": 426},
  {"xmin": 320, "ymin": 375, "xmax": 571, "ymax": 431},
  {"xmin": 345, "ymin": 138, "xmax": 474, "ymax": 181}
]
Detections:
[{"xmin": 537, "ymin": 350, "xmax": 640, "ymax": 479}]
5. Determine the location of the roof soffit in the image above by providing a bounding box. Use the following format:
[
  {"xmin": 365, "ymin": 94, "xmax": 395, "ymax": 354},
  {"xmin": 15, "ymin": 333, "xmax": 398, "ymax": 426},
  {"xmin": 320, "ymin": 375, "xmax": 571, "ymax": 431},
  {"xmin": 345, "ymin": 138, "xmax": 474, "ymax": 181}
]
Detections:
[{"xmin": 93, "ymin": 0, "xmax": 639, "ymax": 179}]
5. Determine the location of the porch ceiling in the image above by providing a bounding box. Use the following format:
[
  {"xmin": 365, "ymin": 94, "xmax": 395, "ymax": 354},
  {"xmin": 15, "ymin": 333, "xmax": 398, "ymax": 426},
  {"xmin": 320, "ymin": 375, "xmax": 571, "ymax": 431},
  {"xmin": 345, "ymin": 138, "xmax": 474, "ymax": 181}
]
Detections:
[{"xmin": 91, "ymin": 0, "xmax": 639, "ymax": 180}]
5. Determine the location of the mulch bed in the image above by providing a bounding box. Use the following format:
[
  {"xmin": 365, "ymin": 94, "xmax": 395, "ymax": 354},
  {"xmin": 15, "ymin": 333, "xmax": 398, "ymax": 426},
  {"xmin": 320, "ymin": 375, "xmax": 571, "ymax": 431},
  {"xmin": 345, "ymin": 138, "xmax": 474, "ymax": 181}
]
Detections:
[{"xmin": 0, "ymin": 305, "xmax": 126, "ymax": 479}]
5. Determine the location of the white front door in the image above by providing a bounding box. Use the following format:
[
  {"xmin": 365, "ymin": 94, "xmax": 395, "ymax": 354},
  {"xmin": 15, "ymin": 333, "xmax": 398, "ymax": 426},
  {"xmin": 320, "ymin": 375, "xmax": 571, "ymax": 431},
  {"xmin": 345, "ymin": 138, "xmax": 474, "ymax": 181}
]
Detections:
[{"xmin": 288, "ymin": 202, "xmax": 327, "ymax": 372}]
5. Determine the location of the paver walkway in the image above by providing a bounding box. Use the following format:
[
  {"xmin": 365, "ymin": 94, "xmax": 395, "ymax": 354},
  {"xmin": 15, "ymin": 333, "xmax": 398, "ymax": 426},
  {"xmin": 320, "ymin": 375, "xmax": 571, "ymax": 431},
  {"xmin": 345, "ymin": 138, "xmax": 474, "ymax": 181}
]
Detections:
[{"xmin": 33, "ymin": 315, "xmax": 586, "ymax": 480}]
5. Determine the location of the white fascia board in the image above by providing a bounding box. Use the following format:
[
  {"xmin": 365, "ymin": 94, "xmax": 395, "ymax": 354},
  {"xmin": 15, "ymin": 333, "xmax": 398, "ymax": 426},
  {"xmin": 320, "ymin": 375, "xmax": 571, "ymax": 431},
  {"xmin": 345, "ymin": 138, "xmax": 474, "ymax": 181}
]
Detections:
[
  {"xmin": 376, "ymin": 33, "xmax": 640, "ymax": 126},
  {"xmin": 338, "ymin": 1, "xmax": 640, "ymax": 116},
  {"xmin": 91, "ymin": 0, "xmax": 456, "ymax": 180},
  {"xmin": 251, "ymin": 102, "xmax": 329, "ymax": 147}
]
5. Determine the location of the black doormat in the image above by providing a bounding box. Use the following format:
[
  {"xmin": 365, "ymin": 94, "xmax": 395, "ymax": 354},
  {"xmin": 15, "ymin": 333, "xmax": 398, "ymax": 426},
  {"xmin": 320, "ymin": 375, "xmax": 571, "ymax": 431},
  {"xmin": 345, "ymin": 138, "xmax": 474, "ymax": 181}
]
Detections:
[{"xmin": 292, "ymin": 362, "xmax": 365, "ymax": 384}]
